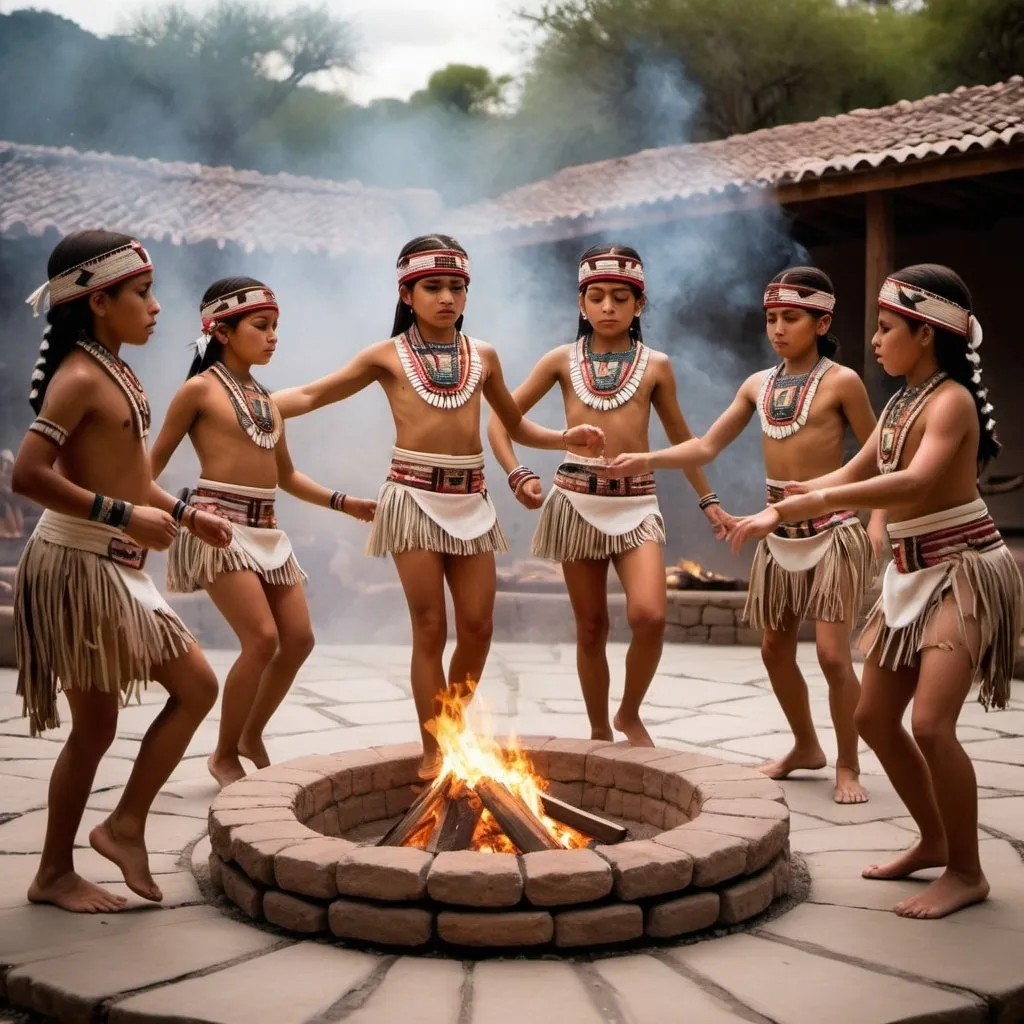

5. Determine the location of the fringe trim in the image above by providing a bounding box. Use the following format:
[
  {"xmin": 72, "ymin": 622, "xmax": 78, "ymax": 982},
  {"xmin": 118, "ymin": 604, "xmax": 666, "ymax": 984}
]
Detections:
[
  {"xmin": 365, "ymin": 485, "xmax": 509, "ymax": 557},
  {"xmin": 14, "ymin": 536, "xmax": 195, "ymax": 736},
  {"xmin": 531, "ymin": 489, "xmax": 665, "ymax": 562},
  {"xmin": 744, "ymin": 521, "xmax": 876, "ymax": 630},
  {"xmin": 166, "ymin": 528, "xmax": 306, "ymax": 592},
  {"xmin": 859, "ymin": 546, "xmax": 1023, "ymax": 711}
]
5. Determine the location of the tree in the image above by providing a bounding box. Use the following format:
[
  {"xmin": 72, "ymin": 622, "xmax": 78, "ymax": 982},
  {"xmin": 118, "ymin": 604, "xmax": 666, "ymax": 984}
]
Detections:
[
  {"xmin": 921, "ymin": 0, "xmax": 1024, "ymax": 86},
  {"xmin": 409, "ymin": 64, "xmax": 512, "ymax": 115}
]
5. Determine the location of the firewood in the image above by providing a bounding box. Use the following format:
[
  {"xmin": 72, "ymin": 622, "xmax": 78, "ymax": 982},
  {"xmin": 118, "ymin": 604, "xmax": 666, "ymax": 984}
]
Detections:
[
  {"xmin": 425, "ymin": 790, "xmax": 483, "ymax": 852},
  {"xmin": 475, "ymin": 777, "xmax": 560, "ymax": 853},
  {"xmin": 377, "ymin": 774, "xmax": 452, "ymax": 847},
  {"xmin": 540, "ymin": 793, "xmax": 628, "ymax": 844}
]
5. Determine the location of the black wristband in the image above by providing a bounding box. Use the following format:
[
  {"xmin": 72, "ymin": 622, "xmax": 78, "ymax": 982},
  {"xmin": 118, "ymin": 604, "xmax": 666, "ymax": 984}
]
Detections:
[{"xmin": 171, "ymin": 499, "xmax": 187, "ymax": 523}]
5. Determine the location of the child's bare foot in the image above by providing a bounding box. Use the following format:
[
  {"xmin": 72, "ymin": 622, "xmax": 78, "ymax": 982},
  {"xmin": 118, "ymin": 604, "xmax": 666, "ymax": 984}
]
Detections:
[
  {"xmin": 894, "ymin": 869, "xmax": 989, "ymax": 919},
  {"xmin": 89, "ymin": 819, "xmax": 162, "ymax": 903},
  {"xmin": 834, "ymin": 765, "xmax": 868, "ymax": 804},
  {"xmin": 613, "ymin": 711, "xmax": 654, "ymax": 747},
  {"xmin": 862, "ymin": 840, "xmax": 947, "ymax": 880},
  {"xmin": 758, "ymin": 745, "xmax": 827, "ymax": 780},
  {"xmin": 418, "ymin": 749, "xmax": 443, "ymax": 781},
  {"xmin": 591, "ymin": 727, "xmax": 614, "ymax": 742},
  {"xmin": 238, "ymin": 736, "xmax": 271, "ymax": 770},
  {"xmin": 28, "ymin": 871, "xmax": 127, "ymax": 914},
  {"xmin": 208, "ymin": 754, "xmax": 246, "ymax": 790}
]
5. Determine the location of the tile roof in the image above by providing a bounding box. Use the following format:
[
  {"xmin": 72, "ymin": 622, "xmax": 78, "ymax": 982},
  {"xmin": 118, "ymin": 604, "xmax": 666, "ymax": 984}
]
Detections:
[
  {"xmin": 0, "ymin": 142, "xmax": 442, "ymax": 255},
  {"xmin": 450, "ymin": 77, "xmax": 1024, "ymax": 239}
]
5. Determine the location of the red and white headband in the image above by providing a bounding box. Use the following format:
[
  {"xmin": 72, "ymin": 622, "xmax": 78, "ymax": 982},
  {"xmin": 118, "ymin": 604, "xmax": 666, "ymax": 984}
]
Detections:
[
  {"xmin": 763, "ymin": 283, "xmax": 835, "ymax": 314},
  {"xmin": 26, "ymin": 241, "xmax": 152, "ymax": 317},
  {"xmin": 578, "ymin": 253, "xmax": 645, "ymax": 292},
  {"xmin": 195, "ymin": 286, "xmax": 278, "ymax": 357},
  {"xmin": 397, "ymin": 249, "xmax": 471, "ymax": 288}
]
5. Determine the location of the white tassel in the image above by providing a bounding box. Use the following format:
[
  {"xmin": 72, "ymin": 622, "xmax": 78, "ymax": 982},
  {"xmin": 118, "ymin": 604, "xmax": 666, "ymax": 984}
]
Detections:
[
  {"xmin": 39, "ymin": 339, "xmax": 49, "ymax": 354},
  {"xmin": 977, "ymin": 388, "xmax": 987, "ymax": 400},
  {"xmin": 29, "ymin": 388, "xmax": 39, "ymax": 401},
  {"xmin": 987, "ymin": 418, "xmax": 996, "ymax": 432},
  {"xmin": 967, "ymin": 351, "xmax": 981, "ymax": 365},
  {"xmin": 192, "ymin": 334, "xmax": 210, "ymax": 359},
  {"xmin": 968, "ymin": 314, "xmax": 983, "ymax": 350},
  {"xmin": 982, "ymin": 403, "xmax": 994, "ymax": 414},
  {"xmin": 25, "ymin": 281, "xmax": 50, "ymax": 318},
  {"xmin": 972, "ymin": 372, "xmax": 982, "ymax": 385},
  {"xmin": 31, "ymin": 368, "xmax": 45, "ymax": 382}
]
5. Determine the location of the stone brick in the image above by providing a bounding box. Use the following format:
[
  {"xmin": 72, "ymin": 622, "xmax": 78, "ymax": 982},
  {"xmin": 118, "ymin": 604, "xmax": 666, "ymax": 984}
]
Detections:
[
  {"xmin": 771, "ymin": 852, "xmax": 791, "ymax": 898},
  {"xmin": 584, "ymin": 755, "xmax": 616, "ymax": 787},
  {"xmin": 329, "ymin": 898, "xmax": 432, "ymax": 946},
  {"xmin": 208, "ymin": 806, "xmax": 296, "ymax": 859},
  {"xmin": 701, "ymin": 798, "xmax": 789, "ymax": 821},
  {"xmin": 604, "ymin": 788, "xmax": 624, "ymax": 817},
  {"xmin": 620, "ymin": 792, "xmax": 643, "ymax": 822},
  {"xmin": 437, "ymin": 911, "xmax": 553, "ymax": 947},
  {"xmin": 284, "ymin": 753, "xmax": 361, "ymax": 776},
  {"xmin": 250, "ymin": 766, "xmax": 330, "ymax": 788},
  {"xmin": 275, "ymin": 837, "xmax": 355, "ymax": 898},
  {"xmin": 337, "ymin": 796, "xmax": 365, "ymax": 832},
  {"xmin": 667, "ymin": 601, "xmax": 702, "ymax": 627},
  {"xmin": 234, "ymin": 836, "xmax": 309, "ymax": 886},
  {"xmin": 320, "ymin": 805, "xmax": 342, "ymax": 836},
  {"xmin": 331, "ymin": 770, "xmax": 354, "ymax": 803},
  {"xmin": 607, "ymin": 747, "xmax": 681, "ymax": 794},
  {"xmin": 695, "ymin": 779, "xmax": 788, "ymax": 805},
  {"xmin": 646, "ymin": 891, "xmax": 721, "ymax": 938},
  {"xmin": 581, "ymin": 784, "xmax": 607, "ymax": 811},
  {"xmin": 543, "ymin": 738, "xmax": 611, "ymax": 782},
  {"xmin": 263, "ymin": 890, "xmax": 328, "ymax": 934},
  {"xmin": 427, "ymin": 851, "xmax": 523, "ymax": 907},
  {"xmin": 371, "ymin": 744, "xmax": 422, "ymax": 790},
  {"xmin": 702, "ymin": 605, "xmax": 735, "ymax": 626},
  {"xmin": 220, "ymin": 779, "xmax": 302, "ymax": 801},
  {"xmin": 708, "ymin": 626, "xmax": 737, "ymax": 644},
  {"xmin": 220, "ymin": 860, "xmax": 264, "ymax": 920},
  {"xmin": 597, "ymin": 840, "xmax": 693, "ymax": 900},
  {"xmin": 336, "ymin": 846, "xmax": 433, "ymax": 901},
  {"xmin": 684, "ymin": 625, "xmax": 710, "ymax": 642},
  {"xmin": 664, "ymin": 806, "xmax": 689, "ymax": 828},
  {"xmin": 641, "ymin": 797, "xmax": 667, "ymax": 829},
  {"xmin": 210, "ymin": 790, "xmax": 293, "ymax": 814},
  {"xmin": 228, "ymin": 822, "xmax": 317, "ymax": 875},
  {"xmin": 685, "ymin": 813, "xmax": 788, "ymax": 873},
  {"xmin": 653, "ymin": 828, "xmax": 747, "ymax": 886},
  {"xmin": 208, "ymin": 853, "xmax": 224, "ymax": 891},
  {"xmin": 544, "ymin": 780, "xmax": 584, "ymax": 806},
  {"xmin": 385, "ymin": 785, "xmax": 419, "ymax": 817},
  {"xmin": 717, "ymin": 865, "xmax": 775, "ymax": 924},
  {"xmin": 736, "ymin": 628, "xmax": 762, "ymax": 646},
  {"xmin": 555, "ymin": 904, "xmax": 643, "ymax": 947},
  {"xmin": 522, "ymin": 849, "xmax": 613, "ymax": 906},
  {"xmin": 362, "ymin": 789, "xmax": 388, "ymax": 823}
]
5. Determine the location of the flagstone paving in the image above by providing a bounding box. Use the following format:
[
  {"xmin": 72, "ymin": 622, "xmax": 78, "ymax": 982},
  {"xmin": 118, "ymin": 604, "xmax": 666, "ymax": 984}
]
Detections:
[{"xmin": 1, "ymin": 641, "xmax": 1022, "ymax": 1023}]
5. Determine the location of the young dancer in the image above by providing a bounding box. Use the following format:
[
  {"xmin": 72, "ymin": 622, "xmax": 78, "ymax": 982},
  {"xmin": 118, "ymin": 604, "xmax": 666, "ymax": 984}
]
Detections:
[
  {"xmin": 728, "ymin": 264, "xmax": 1022, "ymax": 918},
  {"xmin": 605, "ymin": 267, "xmax": 884, "ymax": 803},
  {"xmin": 273, "ymin": 234, "xmax": 604, "ymax": 777},
  {"xmin": 150, "ymin": 277, "xmax": 377, "ymax": 789},
  {"xmin": 489, "ymin": 245, "xmax": 730, "ymax": 746},
  {"xmin": 12, "ymin": 230, "xmax": 231, "ymax": 911}
]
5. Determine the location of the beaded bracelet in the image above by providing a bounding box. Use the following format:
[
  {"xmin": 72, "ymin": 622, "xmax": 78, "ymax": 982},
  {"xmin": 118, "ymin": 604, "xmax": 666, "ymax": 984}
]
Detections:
[
  {"xmin": 507, "ymin": 466, "xmax": 539, "ymax": 495},
  {"xmin": 330, "ymin": 491, "xmax": 347, "ymax": 512},
  {"xmin": 88, "ymin": 493, "xmax": 134, "ymax": 529},
  {"xmin": 698, "ymin": 492, "xmax": 721, "ymax": 511}
]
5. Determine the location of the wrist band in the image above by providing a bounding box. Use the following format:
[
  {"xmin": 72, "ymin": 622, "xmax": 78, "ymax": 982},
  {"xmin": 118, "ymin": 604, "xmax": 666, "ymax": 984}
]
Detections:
[
  {"xmin": 330, "ymin": 491, "xmax": 347, "ymax": 512},
  {"xmin": 88, "ymin": 493, "xmax": 133, "ymax": 529},
  {"xmin": 28, "ymin": 416, "xmax": 69, "ymax": 448},
  {"xmin": 171, "ymin": 499, "xmax": 187, "ymax": 523},
  {"xmin": 507, "ymin": 466, "xmax": 539, "ymax": 495},
  {"xmin": 698, "ymin": 492, "xmax": 720, "ymax": 510}
]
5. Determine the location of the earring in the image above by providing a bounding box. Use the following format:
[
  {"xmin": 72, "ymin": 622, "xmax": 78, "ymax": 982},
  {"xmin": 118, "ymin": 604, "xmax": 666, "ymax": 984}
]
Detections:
[{"xmin": 581, "ymin": 312, "xmax": 588, "ymax": 321}]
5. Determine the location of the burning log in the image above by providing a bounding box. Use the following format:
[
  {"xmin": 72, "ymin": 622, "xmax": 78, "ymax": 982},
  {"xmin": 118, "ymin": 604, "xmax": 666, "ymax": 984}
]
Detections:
[
  {"xmin": 666, "ymin": 559, "xmax": 746, "ymax": 592},
  {"xmin": 377, "ymin": 775, "xmax": 452, "ymax": 848},
  {"xmin": 425, "ymin": 787, "xmax": 483, "ymax": 853},
  {"xmin": 540, "ymin": 793, "xmax": 627, "ymax": 845},
  {"xmin": 475, "ymin": 777, "xmax": 560, "ymax": 853}
]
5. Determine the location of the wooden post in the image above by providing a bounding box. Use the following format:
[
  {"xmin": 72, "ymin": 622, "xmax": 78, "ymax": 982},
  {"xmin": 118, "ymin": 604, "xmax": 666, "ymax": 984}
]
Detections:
[{"xmin": 864, "ymin": 192, "xmax": 895, "ymax": 410}]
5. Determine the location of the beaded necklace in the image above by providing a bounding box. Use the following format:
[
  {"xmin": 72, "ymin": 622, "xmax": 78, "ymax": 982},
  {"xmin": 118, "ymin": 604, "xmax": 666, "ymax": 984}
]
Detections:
[
  {"xmin": 756, "ymin": 357, "xmax": 833, "ymax": 440},
  {"xmin": 394, "ymin": 324, "xmax": 482, "ymax": 410},
  {"xmin": 877, "ymin": 370, "xmax": 947, "ymax": 473},
  {"xmin": 568, "ymin": 336, "xmax": 649, "ymax": 412},
  {"xmin": 76, "ymin": 336, "xmax": 151, "ymax": 439},
  {"xmin": 210, "ymin": 361, "xmax": 281, "ymax": 449}
]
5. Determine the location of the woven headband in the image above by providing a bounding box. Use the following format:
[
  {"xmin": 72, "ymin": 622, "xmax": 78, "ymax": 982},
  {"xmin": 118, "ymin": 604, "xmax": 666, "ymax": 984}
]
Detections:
[
  {"xmin": 877, "ymin": 277, "xmax": 972, "ymax": 337},
  {"xmin": 25, "ymin": 241, "xmax": 152, "ymax": 317},
  {"xmin": 763, "ymin": 283, "xmax": 835, "ymax": 314},
  {"xmin": 200, "ymin": 287, "xmax": 278, "ymax": 335},
  {"xmin": 397, "ymin": 249, "xmax": 471, "ymax": 287},
  {"xmin": 578, "ymin": 253, "xmax": 645, "ymax": 292}
]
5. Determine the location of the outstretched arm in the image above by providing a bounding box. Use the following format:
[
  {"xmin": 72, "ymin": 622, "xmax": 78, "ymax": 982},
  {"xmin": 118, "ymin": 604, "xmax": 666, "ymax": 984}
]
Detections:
[
  {"xmin": 272, "ymin": 347, "xmax": 383, "ymax": 420},
  {"xmin": 836, "ymin": 369, "xmax": 887, "ymax": 553}
]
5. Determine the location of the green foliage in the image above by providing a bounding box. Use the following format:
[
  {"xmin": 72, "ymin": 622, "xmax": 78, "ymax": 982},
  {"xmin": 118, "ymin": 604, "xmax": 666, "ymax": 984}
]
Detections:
[
  {"xmin": 409, "ymin": 64, "xmax": 513, "ymax": 115},
  {"xmin": 921, "ymin": 0, "xmax": 1024, "ymax": 85}
]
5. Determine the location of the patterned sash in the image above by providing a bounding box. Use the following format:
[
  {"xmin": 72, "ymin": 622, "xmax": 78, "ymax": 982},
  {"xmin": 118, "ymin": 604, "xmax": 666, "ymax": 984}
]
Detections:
[
  {"xmin": 191, "ymin": 485, "xmax": 277, "ymax": 529},
  {"xmin": 555, "ymin": 462, "xmax": 656, "ymax": 497},
  {"xmin": 766, "ymin": 481, "xmax": 858, "ymax": 540},
  {"xmin": 890, "ymin": 510, "xmax": 1003, "ymax": 573},
  {"xmin": 386, "ymin": 454, "xmax": 485, "ymax": 495}
]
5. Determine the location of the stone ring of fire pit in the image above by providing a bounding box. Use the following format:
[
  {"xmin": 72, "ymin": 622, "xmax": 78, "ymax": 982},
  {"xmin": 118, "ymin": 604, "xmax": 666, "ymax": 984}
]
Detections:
[{"xmin": 205, "ymin": 739, "xmax": 792, "ymax": 952}]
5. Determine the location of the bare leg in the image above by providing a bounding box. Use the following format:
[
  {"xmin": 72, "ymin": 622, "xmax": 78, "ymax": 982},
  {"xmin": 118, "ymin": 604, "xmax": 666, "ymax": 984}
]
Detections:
[
  {"xmin": 759, "ymin": 613, "xmax": 827, "ymax": 778},
  {"xmin": 393, "ymin": 549, "xmax": 448, "ymax": 777},
  {"xmin": 562, "ymin": 558, "xmax": 613, "ymax": 741},
  {"xmin": 854, "ymin": 659, "xmax": 947, "ymax": 880},
  {"xmin": 444, "ymin": 551, "xmax": 496, "ymax": 691},
  {"xmin": 28, "ymin": 687, "xmax": 127, "ymax": 913},
  {"xmin": 611, "ymin": 541, "xmax": 666, "ymax": 746},
  {"xmin": 204, "ymin": 571, "xmax": 279, "ymax": 787},
  {"xmin": 90, "ymin": 644, "xmax": 218, "ymax": 901},
  {"xmin": 815, "ymin": 618, "xmax": 867, "ymax": 804},
  {"xmin": 239, "ymin": 580, "xmax": 315, "ymax": 768}
]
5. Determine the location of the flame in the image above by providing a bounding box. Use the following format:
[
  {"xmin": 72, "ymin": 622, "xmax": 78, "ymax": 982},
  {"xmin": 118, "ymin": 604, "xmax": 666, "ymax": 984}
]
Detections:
[
  {"xmin": 416, "ymin": 678, "xmax": 588, "ymax": 853},
  {"xmin": 675, "ymin": 558, "xmax": 706, "ymax": 575}
]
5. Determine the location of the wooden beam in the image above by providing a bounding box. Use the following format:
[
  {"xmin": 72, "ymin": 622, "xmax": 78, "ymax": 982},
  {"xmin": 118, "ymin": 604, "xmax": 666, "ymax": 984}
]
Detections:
[{"xmin": 864, "ymin": 192, "xmax": 894, "ymax": 410}]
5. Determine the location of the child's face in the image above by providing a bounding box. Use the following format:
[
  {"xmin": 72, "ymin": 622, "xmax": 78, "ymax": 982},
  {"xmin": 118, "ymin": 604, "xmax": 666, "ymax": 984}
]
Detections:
[
  {"xmin": 93, "ymin": 272, "xmax": 159, "ymax": 346},
  {"xmin": 765, "ymin": 306, "xmax": 825, "ymax": 361},
  {"xmin": 404, "ymin": 275, "xmax": 467, "ymax": 332},
  {"xmin": 579, "ymin": 282, "xmax": 641, "ymax": 341},
  {"xmin": 220, "ymin": 309, "xmax": 279, "ymax": 366},
  {"xmin": 871, "ymin": 309, "xmax": 929, "ymax": 378}
]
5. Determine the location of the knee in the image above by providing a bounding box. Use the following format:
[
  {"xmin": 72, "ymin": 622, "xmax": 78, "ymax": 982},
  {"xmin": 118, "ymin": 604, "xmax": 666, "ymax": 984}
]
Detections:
[
  {"xmin": 576, "ymin": 613, "xmax": 610, "ymax": 649},
  {"xmin": 628, "ymin": 605, "xmax": 665, "ymax": 641},
  {"xmin": 761, "ymin": 632, "xmax": 793, "ymax": 671},
  {"xmin": 411, "ymin": 611, "xmax": 447, "ymax": 654},
  {"xmin": 456, "ymin": 614, "xmax": 493, "ymax": 648},
  {"xmin": 815, "ymin": 640, "xmax": 850, "ymax": 681},
  {"xmin": 910, "ymin": 710, "xmax": 955, "ymax": 752},
  {"xmin": 69, "ymin": 713, "xmax": 118, "ymax": 757},
  {"xmin": 853, "ymin": 700, "xmax": 881, "ymax": 743},
  {"xmin": 186, "ymin": 664, "xmax": 219, "ymax": 718},
  {"xmin": 243, "ymin": 625, "xmax": 280, "ymax": 664},
  {"xmin": 280, "ymin": 626, "xmax": 315, "ymax": 664}
]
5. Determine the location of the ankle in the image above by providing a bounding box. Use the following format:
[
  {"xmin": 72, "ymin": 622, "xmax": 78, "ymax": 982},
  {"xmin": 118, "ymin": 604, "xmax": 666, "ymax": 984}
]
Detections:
[{"xmin": 106, "ymin": 810, "xmax": 144, "ymax": 842}]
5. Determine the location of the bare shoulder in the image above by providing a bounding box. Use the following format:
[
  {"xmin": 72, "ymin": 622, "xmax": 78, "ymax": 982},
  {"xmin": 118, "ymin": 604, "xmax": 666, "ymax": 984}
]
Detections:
[
  {"xmin": 741, "ymin": 368, "xmax": 770, "ymax": 399},
  {"xmin": 828, "ymin": 363, "xmax": 868, "ymax": 395},
  {"xmin": 931, "ymin": 379, "xmax": 977, "ymax": 418},
  {"xmin": 50, "ymin": 350, "xmax": 102, "ymax": 395}
]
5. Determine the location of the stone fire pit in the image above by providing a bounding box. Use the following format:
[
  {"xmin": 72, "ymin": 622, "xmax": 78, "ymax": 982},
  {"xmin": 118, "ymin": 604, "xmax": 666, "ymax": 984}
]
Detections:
[{"xmin": 205, "ymin": 739, "xmax": 791, "ymax": 953}]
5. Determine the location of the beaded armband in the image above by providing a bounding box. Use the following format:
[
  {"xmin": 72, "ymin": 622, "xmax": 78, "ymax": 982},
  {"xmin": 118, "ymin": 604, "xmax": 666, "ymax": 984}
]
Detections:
[
  {"xmin": 508, "ymin": 466, "xmax": 539, "ymax": 494},
  {"xmin": 89, "ymin": 494, "xmax": 134, "ymax": 529},
  {"xmin": 171, "ymin": 499, "xmax": 187, "ymax": 523},
  {"xmin": 698, "ymin": 492, "xmax": 721, "ymax": 511},
  {"xmin": 330, "ymin": 491, "xmax": 347, "ymax": 512},
  {"xmin": 28, "ymin": 417, "xmax": 69, "ymax": 447}
]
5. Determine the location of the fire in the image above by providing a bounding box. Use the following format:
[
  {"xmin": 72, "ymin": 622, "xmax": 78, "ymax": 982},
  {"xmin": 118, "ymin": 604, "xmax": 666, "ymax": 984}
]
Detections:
[
  {"xmin": 416, "ymin": 678, "xmax": 588, "ymax": 854},
  {"xmin": 675, "ymin": 558, "xmax": 705, "ymax": 576}
]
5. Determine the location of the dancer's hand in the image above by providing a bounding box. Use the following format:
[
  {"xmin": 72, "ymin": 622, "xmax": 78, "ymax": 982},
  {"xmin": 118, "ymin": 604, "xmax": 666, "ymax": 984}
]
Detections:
[
  {"xmin": 189, "ymin": 509, "xmax": 233, "ymax": 548},
  {"xmin": 515, "ymin": 477, "xmax": 544, "ymax": 510},
  {"xmin": 126, "ymin": 506, "xmax": 178, "ymax": 551},
  {"xmin": 726, "ymin": 507, "xmax": 780, "ymax": 555},
  {"xmin": 564, "ymin": 424, "xmax": 604, "ymax": 457},
  {"xmin": 344, "ymin": 497, "xmax": 377, "ymax": 523},
  {"xmin": 783, "ymin": 480, "xmax": 809, "ymax": 497},
  {"xmin": 600, "ymin": 452, "xmax": 650, "ymax": 479},
  {"xmin": 703, "ymin": 503, "xmax": 735, "ymax": 541}
]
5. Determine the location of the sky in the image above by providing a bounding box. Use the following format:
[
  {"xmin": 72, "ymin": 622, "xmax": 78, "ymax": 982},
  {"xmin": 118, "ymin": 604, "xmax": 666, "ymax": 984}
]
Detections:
[{"xmin": 0, "ymin": 0, "xmax": 547, "ymax": 103}]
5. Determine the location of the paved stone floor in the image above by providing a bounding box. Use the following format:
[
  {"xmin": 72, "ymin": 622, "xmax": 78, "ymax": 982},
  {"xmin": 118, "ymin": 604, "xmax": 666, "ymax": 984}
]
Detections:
[{"xmin": 1, "ymin": 642, "xmax": 1023, "ymax": 1023}]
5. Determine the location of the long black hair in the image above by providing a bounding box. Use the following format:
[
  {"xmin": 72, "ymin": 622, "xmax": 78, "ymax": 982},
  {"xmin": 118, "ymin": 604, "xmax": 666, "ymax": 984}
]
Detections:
[
  {"xmin": 392, "ymin": 234, "xmax": 469, "ymax": 337},
  {"xmin": 188, "ymin": 276, "xmax": 269, "ymax": 379},
  {"xmin": 768, "ymin": 266, "xmax": 839, "ymax": 358},
  {"xmin": 577, "ymin": 244, "xmax": 645, "ymax": 344},
  {"xmin": 887, "ymin": 263, "xmax": 1000, "ymax": 471},
  {"xmin": 28, "ymin": 229, "xmax": 138, "ymax": 413}
]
